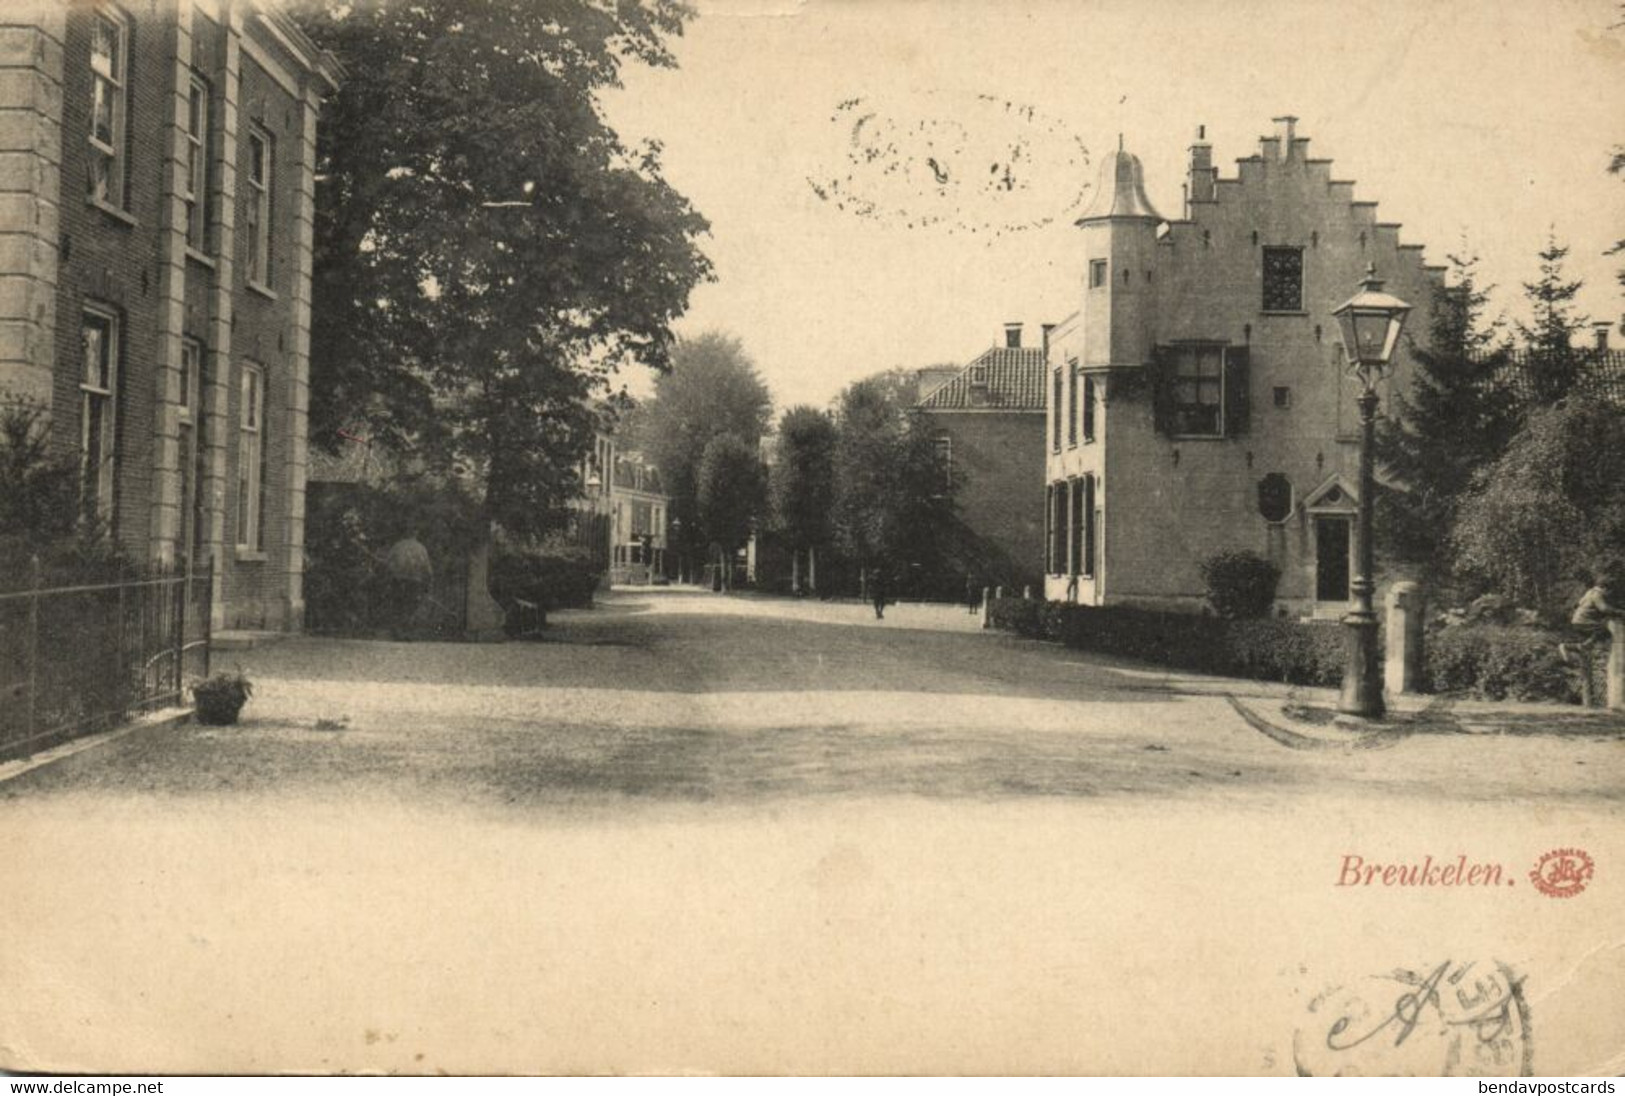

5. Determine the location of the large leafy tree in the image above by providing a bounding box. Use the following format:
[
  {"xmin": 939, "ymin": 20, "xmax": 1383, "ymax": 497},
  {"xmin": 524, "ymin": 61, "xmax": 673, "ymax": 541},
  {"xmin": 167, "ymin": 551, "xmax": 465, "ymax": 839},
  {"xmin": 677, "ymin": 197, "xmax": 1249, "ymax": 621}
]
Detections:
[
  {"xmin": 830, "ymin": 376, "xmax": 955, "ymax": 594},
  {"xmin": 1516, "ymin": 231, "xmax": 1589, "ymax": 407},
  {"xmin": 635, "ymin": 332, "xmax": 772, "ymax": 576},
  {"xmin": 696, "ymin": 433, "xmax": 766, "ymax": 590},
  {"xmin": 770, "ymin": 405, "xmax": 836, "ymax": 589},
  {"xmin": 1376, "ymin": 252, "xmax": 1517, "ymax": 581},
  {"xmin": 294, "ymin": 0, "xmax": 712, "ymax": 537},
  {"xmin": 1450, "ymin": 402, "xmax": 1625, "ymax": 621}
]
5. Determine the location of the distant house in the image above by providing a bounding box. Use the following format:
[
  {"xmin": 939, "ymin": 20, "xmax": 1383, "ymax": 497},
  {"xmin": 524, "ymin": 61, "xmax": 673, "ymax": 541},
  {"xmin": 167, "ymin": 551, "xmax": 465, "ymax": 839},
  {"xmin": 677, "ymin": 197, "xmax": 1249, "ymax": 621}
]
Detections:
[
  {"xmin": 609, "ymin": 454, "xmax": 670, "ymax": 585},
  {"xmin": 1043, "ymin": 118, "xmax": 1444, "ymax": 615},
  {"xmin": 913, "ymin": 324, "xmax": 1049, "ymax": 589}
]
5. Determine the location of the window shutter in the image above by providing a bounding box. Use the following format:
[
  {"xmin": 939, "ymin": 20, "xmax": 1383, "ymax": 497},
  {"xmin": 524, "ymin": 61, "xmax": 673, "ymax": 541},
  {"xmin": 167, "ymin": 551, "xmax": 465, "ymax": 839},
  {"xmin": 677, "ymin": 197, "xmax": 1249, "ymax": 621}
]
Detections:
[
  {"xmin": 1083, "ymin": 474, "xmax": 1096, "ymax": 577},
  {"xmin": 1151, "ymin": 345, "xmax": 1174, "ymax": 436},
  {"xmin": 1223, "ymin": 345, "xmax": 1251, "ymax": 437}
]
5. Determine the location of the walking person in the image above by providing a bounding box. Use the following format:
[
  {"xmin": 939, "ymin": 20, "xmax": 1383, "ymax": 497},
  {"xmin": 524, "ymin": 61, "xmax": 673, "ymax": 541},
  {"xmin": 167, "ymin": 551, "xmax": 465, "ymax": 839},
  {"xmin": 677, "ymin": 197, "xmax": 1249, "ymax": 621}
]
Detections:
[{"xmin": 870, "ymin": 565, "xmax": 889, "ymax": 621}]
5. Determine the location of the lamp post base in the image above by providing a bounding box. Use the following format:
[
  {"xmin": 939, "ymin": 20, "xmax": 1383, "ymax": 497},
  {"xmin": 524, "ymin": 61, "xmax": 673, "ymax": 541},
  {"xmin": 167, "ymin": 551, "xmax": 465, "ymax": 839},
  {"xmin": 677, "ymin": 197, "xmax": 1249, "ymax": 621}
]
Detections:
[{"xmin": 1338, "ymin": 609, "xmax": 1384, "ymax": 718}]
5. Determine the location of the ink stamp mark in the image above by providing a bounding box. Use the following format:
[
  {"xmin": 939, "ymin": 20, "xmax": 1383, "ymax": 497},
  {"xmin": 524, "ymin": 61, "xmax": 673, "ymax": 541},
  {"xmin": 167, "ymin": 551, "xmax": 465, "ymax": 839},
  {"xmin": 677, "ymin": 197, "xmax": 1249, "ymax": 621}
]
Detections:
[
  {"xmin": 1528, "ymin": 848, "xmax": 1594, "ymax": 899},
  {"xmin": 1294, "ymin": 960, "xmax": 1531, "ymax": 1077}
]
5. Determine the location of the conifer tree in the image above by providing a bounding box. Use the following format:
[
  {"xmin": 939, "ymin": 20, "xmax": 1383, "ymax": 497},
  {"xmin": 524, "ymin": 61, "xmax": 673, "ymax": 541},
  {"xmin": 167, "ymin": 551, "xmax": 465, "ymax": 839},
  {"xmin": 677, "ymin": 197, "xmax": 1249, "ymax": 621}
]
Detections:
[
  {"xmin": 1516, "ymin": 231, "xmax": 1589, "ymax": 406},
  {"xmin": 1377, "ymin": 252, "xmax": 1516, "ymax": 580}
]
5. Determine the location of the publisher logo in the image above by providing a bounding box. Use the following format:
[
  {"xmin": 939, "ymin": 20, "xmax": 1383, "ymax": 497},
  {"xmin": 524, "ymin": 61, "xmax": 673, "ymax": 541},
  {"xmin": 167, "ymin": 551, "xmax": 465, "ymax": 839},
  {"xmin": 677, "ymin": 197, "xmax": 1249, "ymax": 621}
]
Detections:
[{"xmin": 1528, "ymin": 848, "xmax": 1594, "ymax": 899}]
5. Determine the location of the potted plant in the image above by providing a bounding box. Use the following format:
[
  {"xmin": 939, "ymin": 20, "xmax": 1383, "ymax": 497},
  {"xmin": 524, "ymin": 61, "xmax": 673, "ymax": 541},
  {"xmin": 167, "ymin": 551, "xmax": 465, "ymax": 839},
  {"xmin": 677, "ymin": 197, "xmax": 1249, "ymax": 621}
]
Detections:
[{"xmin": 192, "ymin": 670, "xmax": 253, "ymax": 726}]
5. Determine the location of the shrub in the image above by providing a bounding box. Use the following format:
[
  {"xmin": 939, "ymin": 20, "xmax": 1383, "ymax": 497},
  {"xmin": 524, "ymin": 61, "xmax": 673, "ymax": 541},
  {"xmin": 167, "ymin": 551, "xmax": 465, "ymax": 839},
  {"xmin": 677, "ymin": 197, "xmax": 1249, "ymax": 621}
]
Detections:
[
  {"xmin": 1425, "ymin": 624, "xmax": 1577, "ymax": 703},
  {"xmin": 490, "ymin": 535, "xmax": 600, "ymax": 629},
  {"xmin": 987, "ymin": 598, "xmax": 1344, "ymax": 687},
  {"xmin": 192, "ymin": 671, "xmax": 253, "ymax": 726},
  {"xmin": 988, "ymin": 594, "xmax": 1042, "ymax": 637},
  {"xmin": 1198, "ymin": 549, "xmax": 1281, "ymax": 620}
]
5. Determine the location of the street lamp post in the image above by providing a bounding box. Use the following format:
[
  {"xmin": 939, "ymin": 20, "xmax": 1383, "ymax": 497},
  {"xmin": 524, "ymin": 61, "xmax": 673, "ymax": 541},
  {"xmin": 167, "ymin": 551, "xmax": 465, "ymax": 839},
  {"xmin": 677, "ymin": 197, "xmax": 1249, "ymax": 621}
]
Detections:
[{"xmin": 1331, "ymin": 264, "xmax": 1411, "ymax": 719}]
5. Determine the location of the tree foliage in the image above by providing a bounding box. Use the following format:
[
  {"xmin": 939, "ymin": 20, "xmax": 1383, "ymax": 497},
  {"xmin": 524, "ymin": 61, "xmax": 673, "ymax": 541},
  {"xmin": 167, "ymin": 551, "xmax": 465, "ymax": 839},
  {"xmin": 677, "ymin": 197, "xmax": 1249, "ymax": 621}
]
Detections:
[
  {"xmin": 770, "ymin": 405, "xmax": 837, "ymax": 553},
  {"xmin": 1376, "ymin": 252, "xmax": 1517, "ymax": 579},
  {"xmin": 1516, "ymin": 231, "xmax": 1589, "ymax": 406},
  {"xmin": 830, "ymin": 376, "xmax": 955, "ymax": 585},
  {"xmin": 635, "ymin": 332, "xmax": 772, "ymax": 569},
  {"xmin": 293, "ymin": 0, "xmax": 712, "ymax": 537},
  {"xmin": 1450, "ymin": 402, "xmax": 1625, "ymax": 621},
  {"xmin": 696, "ymin": 433, "xmax": 766, "ymax": 587}
]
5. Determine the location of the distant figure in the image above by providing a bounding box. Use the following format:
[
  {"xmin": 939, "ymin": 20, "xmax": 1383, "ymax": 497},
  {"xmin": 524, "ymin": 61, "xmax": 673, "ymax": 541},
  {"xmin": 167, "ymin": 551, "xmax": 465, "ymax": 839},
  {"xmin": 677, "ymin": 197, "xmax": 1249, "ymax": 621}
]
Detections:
[
  {"xmin": 384, "ymin": 534, "xmax": 432, "ymax": 637},
  {"xmin": 964, "ymin": 574, "xmax": 978, "ymax": 615},
  {"xmin": 1561, "ymin": 570, "xmax": 1623, "ymax": 664},
  {"xmin": 870, "ymin": 566, "xmax": 890, "ymax": 620}
]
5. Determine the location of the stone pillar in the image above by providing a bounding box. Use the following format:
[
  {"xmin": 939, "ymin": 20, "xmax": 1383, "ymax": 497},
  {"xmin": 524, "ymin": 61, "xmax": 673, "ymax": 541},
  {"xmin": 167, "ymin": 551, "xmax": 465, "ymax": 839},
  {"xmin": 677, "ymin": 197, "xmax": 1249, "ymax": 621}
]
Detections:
[
  {"xmin": 282, "ymin": 80, "xmax": 322, "ymax": 629},
  {"xmin": 0, "ymin": 13, "xmax": 64, "ymax": 413},
  {"xmin": 1384, "ymin": 581, "xmax": 1425, "ymax": 696},
  {"xmin": 150, "ymin": 4, "xmax": 197, "ymax": 564},
  {"xmin": 1609, "ymin": 620, "xmax": 1624, "ymax": 714},
  {"xmin": 464, "ymin": 535, "xmax": 506, "ymax": 642},
  {"xmin": 203, "ymin": 5, "xmax": 244, "ymax": 631}
]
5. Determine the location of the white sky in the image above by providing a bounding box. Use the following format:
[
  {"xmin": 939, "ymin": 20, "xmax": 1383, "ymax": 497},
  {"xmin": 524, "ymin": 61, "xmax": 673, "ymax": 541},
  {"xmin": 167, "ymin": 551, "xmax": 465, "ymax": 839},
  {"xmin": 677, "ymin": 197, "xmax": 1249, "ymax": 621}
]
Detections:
[{"xmin": 606, "ymin": 0, "xmax": 1625, "ymax": 411}]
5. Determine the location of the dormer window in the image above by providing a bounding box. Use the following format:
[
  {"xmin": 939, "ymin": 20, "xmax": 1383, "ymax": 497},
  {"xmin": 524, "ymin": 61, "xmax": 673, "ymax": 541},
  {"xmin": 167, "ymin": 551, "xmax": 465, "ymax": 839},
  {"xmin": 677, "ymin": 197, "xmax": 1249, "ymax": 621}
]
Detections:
[{"xmin": 967, "ymin": 363, "xmax": 987, "ymax": 386}]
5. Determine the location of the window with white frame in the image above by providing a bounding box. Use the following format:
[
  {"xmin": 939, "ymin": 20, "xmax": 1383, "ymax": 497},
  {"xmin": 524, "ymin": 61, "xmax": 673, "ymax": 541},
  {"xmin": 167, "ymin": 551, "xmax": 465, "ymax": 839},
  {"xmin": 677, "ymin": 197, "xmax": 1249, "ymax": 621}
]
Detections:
[
  {"xmin": 237, "ymin": 363, "xmax": 265, "ymax": 550},
  {"xmin": 933, "ymin": 433, "xmax": 952, "ymax": 492},
  {"xmin": 80, "ymin": 309, "xmax": 119, "ymax": 522},
  {"xmin": 1171, "ymin": 344, "xmax": 1225, "ymax": 437},
  {"xmin": 178, "ymin": 339, "xmax": 202, "ymax": 556},
  {"xmin": 245, "ymin": 127, "xmax": 272, "ymax": 287},
  {"xmin": 88, "ymin": 5, "xmax": 130, "ymax": 208},
  {"xmin": 185, "ymin": 76, "xmax": 209, "ymax": 251}
]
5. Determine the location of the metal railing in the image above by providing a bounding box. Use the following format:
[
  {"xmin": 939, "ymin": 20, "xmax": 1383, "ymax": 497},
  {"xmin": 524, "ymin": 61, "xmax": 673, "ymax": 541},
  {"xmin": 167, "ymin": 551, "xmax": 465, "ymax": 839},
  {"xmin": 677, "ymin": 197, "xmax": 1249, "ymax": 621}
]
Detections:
[{"xmin": 0, "ymin": 556, "xmax": 213, "ymax": 761}]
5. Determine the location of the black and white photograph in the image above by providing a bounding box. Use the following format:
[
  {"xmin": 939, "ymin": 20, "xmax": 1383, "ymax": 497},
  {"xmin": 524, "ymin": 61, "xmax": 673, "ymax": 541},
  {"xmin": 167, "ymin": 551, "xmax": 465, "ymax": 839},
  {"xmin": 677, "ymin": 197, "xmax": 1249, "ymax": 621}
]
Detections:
[{"xmin": 0, "ymin": 0, "xmax": 1622, "ymax": 1078}]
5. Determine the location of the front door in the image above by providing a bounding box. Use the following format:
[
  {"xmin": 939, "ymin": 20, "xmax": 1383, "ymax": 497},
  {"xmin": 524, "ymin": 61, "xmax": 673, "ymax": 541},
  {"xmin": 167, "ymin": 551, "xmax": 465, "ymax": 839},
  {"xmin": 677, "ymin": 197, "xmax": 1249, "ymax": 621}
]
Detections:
[{"xmin": 1315, "ymin": 516, "xmax": 1351, "ymax": 603}]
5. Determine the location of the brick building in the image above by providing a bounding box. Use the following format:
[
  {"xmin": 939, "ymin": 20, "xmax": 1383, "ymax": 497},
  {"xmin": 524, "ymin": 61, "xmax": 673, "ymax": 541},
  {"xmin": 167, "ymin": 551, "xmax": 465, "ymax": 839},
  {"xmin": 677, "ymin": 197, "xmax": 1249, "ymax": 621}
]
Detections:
[
  {"xmin": 1043, "ymin": 119, "xmax": 1442, "ymax": 614},
  {"xmin": 0, "ymin": 0, "xmax": 340, "ymax": 630},
  {"xmin": 913, "ymin": 325, "xmax": 1047, "ymax": 590}
]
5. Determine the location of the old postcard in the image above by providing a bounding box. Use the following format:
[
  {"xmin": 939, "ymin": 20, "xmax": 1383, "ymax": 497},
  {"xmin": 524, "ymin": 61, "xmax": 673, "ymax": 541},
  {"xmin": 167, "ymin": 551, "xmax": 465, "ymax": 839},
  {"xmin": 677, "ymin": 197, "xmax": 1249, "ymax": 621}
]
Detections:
[{"xmin": 1, "ymin": 0, "xmax": 1622, "ymax": 1077}]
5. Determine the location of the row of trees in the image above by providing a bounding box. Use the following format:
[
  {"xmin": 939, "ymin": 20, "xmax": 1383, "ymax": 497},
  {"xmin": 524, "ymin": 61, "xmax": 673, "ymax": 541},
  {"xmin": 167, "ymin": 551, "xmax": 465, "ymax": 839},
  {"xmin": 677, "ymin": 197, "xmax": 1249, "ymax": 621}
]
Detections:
[
  {"xmin": 632, "ymin": 336, "xmax": 960, "ymax": 595},
  {"xmin": 1378, "ymin": 211, "xmax": 1624, "ymax": 622}
]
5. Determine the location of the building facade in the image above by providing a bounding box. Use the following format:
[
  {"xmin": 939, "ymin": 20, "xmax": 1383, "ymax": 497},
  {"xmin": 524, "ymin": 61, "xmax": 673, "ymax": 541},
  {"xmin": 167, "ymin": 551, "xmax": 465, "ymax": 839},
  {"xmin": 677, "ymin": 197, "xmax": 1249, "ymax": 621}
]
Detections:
[
  {"xmin": 0, "ymin": 0, "xmax": 340, "ymax": 630},
  {"xmin": 1043, "ymin": 118, "xmax": 1441, "ymax": 615},
  {"xmin": 609, "ymin": 453, "xmax": 668, "ymax": 585},
  {"xmin": 914, "ymin": 324, "xmax": 1047, "ymax": 590}
]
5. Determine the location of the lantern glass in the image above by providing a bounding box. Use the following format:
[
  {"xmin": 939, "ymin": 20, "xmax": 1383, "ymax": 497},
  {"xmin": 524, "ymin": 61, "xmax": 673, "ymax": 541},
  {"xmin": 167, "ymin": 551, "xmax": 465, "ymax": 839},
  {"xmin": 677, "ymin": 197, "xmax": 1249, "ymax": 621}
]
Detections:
[{"xmin": 1332, "ymin": 267, "xmax": 1411, "ymax": 374}]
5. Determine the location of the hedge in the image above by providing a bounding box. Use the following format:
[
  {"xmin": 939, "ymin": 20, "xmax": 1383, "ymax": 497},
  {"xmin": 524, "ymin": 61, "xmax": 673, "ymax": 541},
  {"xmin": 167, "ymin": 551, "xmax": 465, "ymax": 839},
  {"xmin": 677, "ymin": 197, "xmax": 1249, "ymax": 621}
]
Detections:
[
  {"xmin": 987, "ymin": 597, "xmax": 1593, "ymax": 704},
  {"xmin": 986, "ymin": 596, "xmax": 1343, "ymax": 686},
  {"xmin": 1423, "ymin": 624, "xmax": 1579, "ymax": 704}
]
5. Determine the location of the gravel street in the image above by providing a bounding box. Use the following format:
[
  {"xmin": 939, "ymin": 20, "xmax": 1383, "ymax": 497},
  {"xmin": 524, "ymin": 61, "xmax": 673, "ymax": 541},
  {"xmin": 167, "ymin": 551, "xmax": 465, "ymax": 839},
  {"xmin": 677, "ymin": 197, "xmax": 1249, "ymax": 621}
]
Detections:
[{"xmin": 3, "ymin": 588, "xmax": 1623, "ymax": 1074}]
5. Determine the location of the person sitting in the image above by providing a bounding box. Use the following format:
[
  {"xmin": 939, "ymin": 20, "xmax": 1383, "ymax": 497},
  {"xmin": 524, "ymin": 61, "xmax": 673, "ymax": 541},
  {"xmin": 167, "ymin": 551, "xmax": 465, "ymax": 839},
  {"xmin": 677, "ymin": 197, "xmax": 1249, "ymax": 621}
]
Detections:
[{"xmin": 1560, "ymin": 570, "xmax": 1623, "ymax": 664}]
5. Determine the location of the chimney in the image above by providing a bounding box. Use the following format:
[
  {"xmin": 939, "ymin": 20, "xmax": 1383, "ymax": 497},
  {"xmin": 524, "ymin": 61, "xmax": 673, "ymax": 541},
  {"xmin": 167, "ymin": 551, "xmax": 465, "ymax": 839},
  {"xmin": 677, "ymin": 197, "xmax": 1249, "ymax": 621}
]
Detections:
[
  {"xmin": 1273, "ymin": 115, "xmax": 1297, "ymax": 160},
  {"xmin": 1004, "ymin": 322, "xmax": 1023, "ymax": 349},
  {"xmin": 1595, "ymin": 322, "xmax": 1613, "ymax": 351},
  {"xmin": 1041, "ymin": 322, "xmax": 1057, "ymax": 358},
  {"xmin": 1187, "ymin": 124, "xmax": 1214, "ymax": 210}
]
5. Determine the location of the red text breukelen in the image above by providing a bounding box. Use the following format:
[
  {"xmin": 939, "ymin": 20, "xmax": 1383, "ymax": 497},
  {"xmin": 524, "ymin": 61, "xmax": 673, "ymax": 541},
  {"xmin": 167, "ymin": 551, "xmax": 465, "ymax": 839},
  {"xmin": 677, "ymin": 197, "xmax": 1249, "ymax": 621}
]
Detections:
[{"xmin": 1337, "ymin": 854, "xmax": 1510, "ymax": 887}]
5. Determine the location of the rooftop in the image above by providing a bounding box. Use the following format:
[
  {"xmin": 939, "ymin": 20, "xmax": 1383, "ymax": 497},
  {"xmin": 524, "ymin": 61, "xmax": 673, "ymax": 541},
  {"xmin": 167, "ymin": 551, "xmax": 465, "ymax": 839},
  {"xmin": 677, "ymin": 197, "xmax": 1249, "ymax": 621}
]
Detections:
[{"xmin": 914, "ymin": 346, "xmax": 1047, "ymax": 412}]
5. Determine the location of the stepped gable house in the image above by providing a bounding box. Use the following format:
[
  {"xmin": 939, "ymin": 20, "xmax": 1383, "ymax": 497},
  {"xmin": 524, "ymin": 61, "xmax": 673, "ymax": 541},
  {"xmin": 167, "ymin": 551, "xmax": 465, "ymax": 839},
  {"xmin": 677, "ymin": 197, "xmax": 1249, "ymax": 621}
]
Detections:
[
  {"xmin": 0, "ymin": 1, "xmax": 341, "ymax": 630},
  {"xmin": 1043, "ymin": 118, "xmax": 1442, "ymax": 614},
  {"xmin": 913, "ymin": 324, "xmax": 1048, "ymax": 590}
]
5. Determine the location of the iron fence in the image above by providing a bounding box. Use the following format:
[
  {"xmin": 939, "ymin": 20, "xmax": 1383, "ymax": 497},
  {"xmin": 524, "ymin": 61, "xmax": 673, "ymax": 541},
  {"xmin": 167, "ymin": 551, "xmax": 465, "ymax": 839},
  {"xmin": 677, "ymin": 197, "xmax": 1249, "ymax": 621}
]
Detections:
[{"xmin": 0, "ymin": 557, "xmax": 213, "ymax": 761}]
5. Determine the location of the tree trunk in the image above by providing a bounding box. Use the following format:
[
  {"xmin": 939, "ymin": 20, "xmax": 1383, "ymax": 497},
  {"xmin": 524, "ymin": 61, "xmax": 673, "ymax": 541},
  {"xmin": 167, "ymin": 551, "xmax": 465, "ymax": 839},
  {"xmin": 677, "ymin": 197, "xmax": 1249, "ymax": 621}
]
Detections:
[
  {"xmin": 791, "ymin": 548, "xmax": 801, "ymax": 594},
  {"xmin": 808, "ymin": 545, "xmax": 817, "ymax": 594}
]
